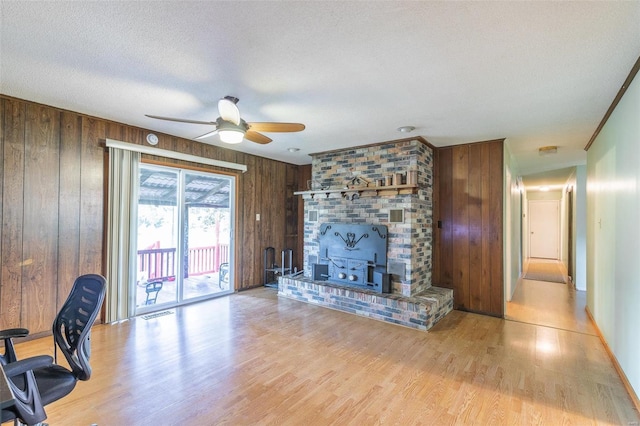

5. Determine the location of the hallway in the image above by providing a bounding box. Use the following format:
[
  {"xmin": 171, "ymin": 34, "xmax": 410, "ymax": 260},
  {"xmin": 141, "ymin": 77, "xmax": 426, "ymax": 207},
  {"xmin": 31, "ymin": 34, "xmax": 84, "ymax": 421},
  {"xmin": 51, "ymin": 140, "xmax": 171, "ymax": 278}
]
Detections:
[{"xmin": 506, "ymin": 259, "xmax": 596, "ymax": 336}]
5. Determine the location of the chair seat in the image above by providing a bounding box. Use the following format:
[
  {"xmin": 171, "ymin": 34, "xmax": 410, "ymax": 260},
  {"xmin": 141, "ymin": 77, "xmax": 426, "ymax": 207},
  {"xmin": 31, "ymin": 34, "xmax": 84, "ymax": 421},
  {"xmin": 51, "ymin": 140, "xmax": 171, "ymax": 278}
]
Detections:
[
  {"xmin": 9, "ymin": 364, "xmax": 78, "ymax": 407},
  {"xmin": 2, "ymin": 365, "xmax": 76, "ymax": 423},
  {"xmin": 34, "ymin": 365, "xmax": 78, "ymax": 406}
]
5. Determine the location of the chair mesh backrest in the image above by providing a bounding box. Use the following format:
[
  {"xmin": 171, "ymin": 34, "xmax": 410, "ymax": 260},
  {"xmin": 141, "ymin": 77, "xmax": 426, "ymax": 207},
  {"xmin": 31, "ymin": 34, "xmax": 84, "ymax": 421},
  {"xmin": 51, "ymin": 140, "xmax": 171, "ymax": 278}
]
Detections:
[{"xmin": 53, "ymin": 274, "xmax": 106, "ymax": 381}]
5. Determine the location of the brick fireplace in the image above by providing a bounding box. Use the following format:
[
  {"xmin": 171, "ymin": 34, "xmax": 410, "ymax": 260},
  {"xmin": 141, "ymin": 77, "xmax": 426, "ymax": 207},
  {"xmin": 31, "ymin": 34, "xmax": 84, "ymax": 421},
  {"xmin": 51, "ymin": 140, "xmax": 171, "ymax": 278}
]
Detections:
[{"xmin": 279, "ymin": 138, "xmax": 453, "ymax": 331}]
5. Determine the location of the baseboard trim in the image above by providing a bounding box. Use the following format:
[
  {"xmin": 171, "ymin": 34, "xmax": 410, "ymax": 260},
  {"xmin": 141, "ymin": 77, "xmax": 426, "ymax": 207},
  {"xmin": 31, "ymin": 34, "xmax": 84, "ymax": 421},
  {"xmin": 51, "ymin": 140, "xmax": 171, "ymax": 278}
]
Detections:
[{"xmin": 585, "ymin": 306, "xmax": 640, "ymax": 414}]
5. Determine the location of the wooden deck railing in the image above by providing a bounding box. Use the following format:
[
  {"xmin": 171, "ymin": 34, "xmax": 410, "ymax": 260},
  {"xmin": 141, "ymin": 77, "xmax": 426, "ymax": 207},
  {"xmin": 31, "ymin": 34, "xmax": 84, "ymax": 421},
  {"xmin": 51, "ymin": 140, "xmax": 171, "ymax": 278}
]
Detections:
[
  {"xmin": 137, "ymin": 244, "xmax": 229, "ymax": 280},
  {"xmin": 137, "ymin": 248, "xmax": 176, "ymax": 281},
  {"xmin": 188, "ymin": 244, "xmax": 229, "ymax": 276}
]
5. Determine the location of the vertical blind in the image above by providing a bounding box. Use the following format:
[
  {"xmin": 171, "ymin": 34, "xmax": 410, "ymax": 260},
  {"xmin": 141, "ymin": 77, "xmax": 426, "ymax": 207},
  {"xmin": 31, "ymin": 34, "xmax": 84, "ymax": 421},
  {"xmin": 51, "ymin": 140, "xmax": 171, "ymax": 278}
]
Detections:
[{"xmin": 105, "ymin": 147, "xmax": 140, "ymax": 322}]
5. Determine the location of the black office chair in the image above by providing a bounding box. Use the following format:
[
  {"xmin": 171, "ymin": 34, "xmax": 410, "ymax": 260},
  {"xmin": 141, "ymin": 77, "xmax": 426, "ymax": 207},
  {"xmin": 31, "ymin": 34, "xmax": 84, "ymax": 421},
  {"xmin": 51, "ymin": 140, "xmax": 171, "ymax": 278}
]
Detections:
[
  {"xmin": 0, "ymin": 328, "xmax": 28, "ymax": 365},
  {"xmin": 0, "ymin": 274, "xmax": 107, "ymax": 425}
]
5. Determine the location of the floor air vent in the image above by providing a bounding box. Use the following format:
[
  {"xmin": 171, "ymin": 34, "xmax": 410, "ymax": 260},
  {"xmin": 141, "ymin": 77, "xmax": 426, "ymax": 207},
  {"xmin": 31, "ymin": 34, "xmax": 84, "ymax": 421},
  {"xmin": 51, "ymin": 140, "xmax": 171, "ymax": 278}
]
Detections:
[{"xmin": 141, "ymin": 310, "xmax": 174, "ymax": 320}]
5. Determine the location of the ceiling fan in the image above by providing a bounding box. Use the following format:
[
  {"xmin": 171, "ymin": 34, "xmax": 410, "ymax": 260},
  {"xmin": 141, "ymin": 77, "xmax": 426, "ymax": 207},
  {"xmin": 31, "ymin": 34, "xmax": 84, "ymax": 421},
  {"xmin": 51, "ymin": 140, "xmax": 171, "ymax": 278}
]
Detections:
[{"xmin": 146, "ymin": 96, "xmax": 305, "ymax": 144}]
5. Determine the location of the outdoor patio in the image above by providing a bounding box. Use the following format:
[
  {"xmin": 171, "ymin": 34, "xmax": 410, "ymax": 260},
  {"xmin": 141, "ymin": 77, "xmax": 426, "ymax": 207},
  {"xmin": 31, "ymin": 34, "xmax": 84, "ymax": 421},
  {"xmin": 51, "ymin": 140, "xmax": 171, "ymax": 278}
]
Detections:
[{"xmin": 136, "ymin": 271, "xmax": 230, "ymax": 308}]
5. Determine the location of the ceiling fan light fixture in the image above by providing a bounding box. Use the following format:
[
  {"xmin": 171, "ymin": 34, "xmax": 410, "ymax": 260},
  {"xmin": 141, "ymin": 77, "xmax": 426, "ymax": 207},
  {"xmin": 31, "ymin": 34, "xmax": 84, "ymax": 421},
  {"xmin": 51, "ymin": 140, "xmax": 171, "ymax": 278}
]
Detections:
[
  {"xmin": 146, "ymin": 96, "xmax": 304, "ymax": 146},
  {"xmin": 219, "ymin": 129, "xmax": 245, "ymax": 144}
]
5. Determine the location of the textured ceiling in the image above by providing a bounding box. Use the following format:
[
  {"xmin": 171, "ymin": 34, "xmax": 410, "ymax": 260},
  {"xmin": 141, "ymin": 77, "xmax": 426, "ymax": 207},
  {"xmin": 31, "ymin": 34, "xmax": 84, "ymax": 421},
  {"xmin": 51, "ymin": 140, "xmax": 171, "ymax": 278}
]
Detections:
[{"xmin": 2, "ymin": 1, "xmax": 639, "ymax": 189}]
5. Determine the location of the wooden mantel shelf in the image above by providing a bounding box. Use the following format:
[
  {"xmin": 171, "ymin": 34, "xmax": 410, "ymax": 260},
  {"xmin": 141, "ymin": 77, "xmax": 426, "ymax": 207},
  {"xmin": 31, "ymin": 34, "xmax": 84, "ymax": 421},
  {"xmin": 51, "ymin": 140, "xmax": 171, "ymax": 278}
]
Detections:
[{"xmin": 294, "ymin": 183, "xmax": 419, "ymax": 200}]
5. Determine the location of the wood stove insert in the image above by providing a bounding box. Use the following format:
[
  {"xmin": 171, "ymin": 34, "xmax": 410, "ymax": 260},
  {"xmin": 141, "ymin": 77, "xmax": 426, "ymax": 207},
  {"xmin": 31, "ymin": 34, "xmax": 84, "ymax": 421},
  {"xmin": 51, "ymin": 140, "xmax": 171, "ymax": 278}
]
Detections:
[{"xmin": 311, "ymin": 223, "xmax": 390, "ymax": 293}]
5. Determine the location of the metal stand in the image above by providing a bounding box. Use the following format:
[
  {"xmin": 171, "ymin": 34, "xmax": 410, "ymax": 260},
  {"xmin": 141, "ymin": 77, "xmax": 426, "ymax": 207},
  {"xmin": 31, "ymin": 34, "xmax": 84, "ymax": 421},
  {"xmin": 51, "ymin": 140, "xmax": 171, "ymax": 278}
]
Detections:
[{"xmin": 264, "ymin": 247, "xmax": 293, "ymax": 288}]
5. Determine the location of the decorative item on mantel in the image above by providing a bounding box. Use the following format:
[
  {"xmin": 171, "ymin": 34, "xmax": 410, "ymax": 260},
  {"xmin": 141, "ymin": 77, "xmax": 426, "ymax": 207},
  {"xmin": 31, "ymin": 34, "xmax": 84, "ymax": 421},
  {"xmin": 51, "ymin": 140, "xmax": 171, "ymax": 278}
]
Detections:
[
  {"xmin": 407, "ymin": 170, "xmax": 417, "ymax": 185},
  {"xmin": 342, "ymin": 172, "xmax": 370, "ymax": 200},
  {"xmin": 343, "ymin": 190, "xmax": 360, "ymax": 201},
  {"xmin": 307, "ymin": 179, "xmax": 326, "ymax": 191},
  {"xmin": 294, "ymin": 165, "xmax": 419, "ymax": 200},
  {"xmin": 346, "ymin": 175, "xmax": 371, "ymax": 189},
  {"xmin": 394, "ymin": 172, "xmax": 405, "ymax": 186}
]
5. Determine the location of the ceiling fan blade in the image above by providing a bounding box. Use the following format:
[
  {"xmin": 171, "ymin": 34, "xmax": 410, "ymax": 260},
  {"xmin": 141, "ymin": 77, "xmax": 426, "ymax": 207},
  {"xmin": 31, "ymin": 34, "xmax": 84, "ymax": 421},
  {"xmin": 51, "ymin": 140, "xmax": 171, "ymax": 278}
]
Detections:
[
  {"xmin": 245, "ymin": 131, "xmax": 272, "ymax": 144},
  {"xmin": 145, "ymin": 114, "xmax": 217, "ymax": 125},
  {"xmin": 247, "ymin": 122, "xmax": 305, "ymax": 133},
  {"xmin": 218, "ymin": 97, "xmax": 241, "ymax": 125},
  {"xmin": 195, "ymin": 129, "xmax": 220, "ymax": 140}
]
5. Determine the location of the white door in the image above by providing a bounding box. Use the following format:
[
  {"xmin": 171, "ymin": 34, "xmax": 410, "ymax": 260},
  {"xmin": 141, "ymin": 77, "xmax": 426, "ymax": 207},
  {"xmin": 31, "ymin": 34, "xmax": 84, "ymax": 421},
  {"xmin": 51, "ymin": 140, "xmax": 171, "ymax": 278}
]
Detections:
[{"xmin": 529, "ymin": 200, "xmax": 559, "ymax": 259}]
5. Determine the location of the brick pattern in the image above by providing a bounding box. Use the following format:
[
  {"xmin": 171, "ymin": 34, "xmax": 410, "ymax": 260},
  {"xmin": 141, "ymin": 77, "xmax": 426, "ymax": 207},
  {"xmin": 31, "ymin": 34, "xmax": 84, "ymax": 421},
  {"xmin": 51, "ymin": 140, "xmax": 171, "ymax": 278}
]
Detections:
[
  {"xmin": 303, "ymin": 139, "xmax": 433, "ymax": 296},
  {"xmin": 278, "ymin": 276, "xmax": 453, "ymax": 331}
]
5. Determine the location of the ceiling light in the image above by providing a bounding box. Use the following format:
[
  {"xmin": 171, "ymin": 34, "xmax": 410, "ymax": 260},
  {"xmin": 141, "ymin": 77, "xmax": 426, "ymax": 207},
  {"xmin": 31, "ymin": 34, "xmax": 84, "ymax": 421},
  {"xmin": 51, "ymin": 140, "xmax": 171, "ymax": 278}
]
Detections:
[
  {"xmin": 288, "ymin": 147, "xmax": 300, "ymax": 153},
  {"xmin": 397, "ymin": 126, "xmax": 415, "ymax": 133},
  {"xmin": 539, "ymin": 186, "xmax": 550, "ymax": 192},
  {"xmin": 219, "ymin": 130, "xmax": 245, "ymax": 144},
  {"xmin": 216, "ymin": 119, "xmax": 246, "ymax": 144},
  {"xmin": 538, "ymin": 145, "xmax": 558, "ymax": 155}
]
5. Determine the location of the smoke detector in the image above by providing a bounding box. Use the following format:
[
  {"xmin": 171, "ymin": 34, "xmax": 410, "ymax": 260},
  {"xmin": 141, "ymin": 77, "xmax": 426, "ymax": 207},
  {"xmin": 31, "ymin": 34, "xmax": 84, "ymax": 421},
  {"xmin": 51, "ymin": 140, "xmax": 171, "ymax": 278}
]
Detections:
[{"xmin": 146, "ymin": 133, "xmax": 159, "ymax": 145}]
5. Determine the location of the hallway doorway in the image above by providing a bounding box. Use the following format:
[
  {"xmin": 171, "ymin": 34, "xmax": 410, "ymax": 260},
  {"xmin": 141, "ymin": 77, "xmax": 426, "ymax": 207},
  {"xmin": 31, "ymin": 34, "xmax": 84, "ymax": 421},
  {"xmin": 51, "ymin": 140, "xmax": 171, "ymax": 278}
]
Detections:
[
  {"xmin": 512, "ymin": 167, "xmax": 589, "ymax": 335},
  {"xmin": 528, "ymin": 200, "xmax": 560, "ymax": 259}
]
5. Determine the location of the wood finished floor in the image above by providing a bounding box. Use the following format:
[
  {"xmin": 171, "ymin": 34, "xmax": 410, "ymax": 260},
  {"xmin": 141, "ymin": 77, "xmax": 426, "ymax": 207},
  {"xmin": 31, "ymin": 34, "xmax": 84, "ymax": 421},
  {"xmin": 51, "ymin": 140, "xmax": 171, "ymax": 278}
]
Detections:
[
  {"xmin": 7, "ymin": 286, "xmax": 639, "ymax": 425},
  {"xmin": 507, "ymin": 260, "xmax": 596, "ymax": 336},
  {"xmin": 507, "ymin": 283, "xmax": 596, "ymax": 336}
]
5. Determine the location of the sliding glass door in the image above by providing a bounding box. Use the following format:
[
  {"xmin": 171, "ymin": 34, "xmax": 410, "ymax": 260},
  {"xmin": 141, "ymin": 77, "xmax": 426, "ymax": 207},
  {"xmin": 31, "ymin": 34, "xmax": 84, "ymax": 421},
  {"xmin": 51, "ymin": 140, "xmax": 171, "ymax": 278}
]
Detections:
[
  {"xmin": 182, "ymin": 171, "xmax": 234, "ymax": 301},
  {"xmin": 135, "ymin": 164, "xmax": 235, "ymax": 313}
]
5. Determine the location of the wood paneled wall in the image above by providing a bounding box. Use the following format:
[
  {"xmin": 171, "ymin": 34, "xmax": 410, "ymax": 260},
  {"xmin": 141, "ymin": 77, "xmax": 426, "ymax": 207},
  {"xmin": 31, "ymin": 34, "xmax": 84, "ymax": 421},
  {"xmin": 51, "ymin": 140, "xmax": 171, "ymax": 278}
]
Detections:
[
  {"xmin": 0, "ymin": 96, "xmax": 303, "ymax": 335},
  {"xmin": 433, "ymin": 139, "xmax": 504, "ymax": 317}
]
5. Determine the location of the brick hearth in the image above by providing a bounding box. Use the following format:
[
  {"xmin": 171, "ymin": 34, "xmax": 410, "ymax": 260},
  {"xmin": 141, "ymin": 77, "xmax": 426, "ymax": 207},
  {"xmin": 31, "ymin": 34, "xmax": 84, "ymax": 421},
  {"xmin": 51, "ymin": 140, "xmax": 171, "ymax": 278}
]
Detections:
[{"xmin": 278, "ymin": 276, "xmax": 453, "ymax": 331}]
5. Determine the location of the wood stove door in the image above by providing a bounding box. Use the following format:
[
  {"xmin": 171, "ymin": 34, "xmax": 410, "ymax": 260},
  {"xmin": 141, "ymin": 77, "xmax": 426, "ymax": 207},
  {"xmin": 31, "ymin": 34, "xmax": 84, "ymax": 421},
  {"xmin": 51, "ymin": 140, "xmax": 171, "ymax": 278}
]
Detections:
[
  {"xmin": 328, "ymin": 257, "xmax": 349, "ymax": 284},
  {"xmin": 346, "ymin": 260, "xmax": 367, "ymax": 285}
]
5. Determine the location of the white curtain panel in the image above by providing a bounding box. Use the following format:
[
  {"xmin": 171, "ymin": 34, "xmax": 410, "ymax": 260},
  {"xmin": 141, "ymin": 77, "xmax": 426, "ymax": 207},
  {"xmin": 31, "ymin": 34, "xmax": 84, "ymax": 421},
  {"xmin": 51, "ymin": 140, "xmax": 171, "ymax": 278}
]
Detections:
[{"xmin": 105, "ymin": 147, "xmax": 140, "ymax": 322}]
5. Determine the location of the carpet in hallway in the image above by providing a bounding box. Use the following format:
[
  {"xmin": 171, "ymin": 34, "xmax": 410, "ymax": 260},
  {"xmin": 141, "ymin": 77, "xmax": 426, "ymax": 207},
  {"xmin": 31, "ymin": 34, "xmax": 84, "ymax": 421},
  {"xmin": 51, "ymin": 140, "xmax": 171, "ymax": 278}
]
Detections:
[{"xmin": 524, "ymin": 259, "xmax": 566, "ymax": 283}]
